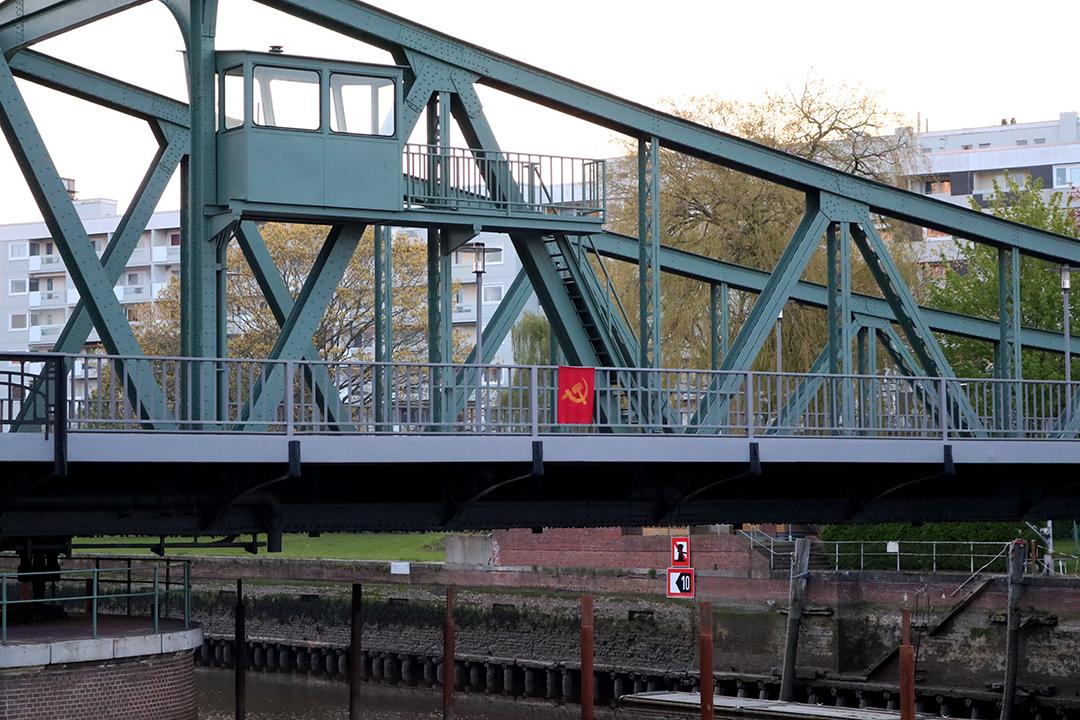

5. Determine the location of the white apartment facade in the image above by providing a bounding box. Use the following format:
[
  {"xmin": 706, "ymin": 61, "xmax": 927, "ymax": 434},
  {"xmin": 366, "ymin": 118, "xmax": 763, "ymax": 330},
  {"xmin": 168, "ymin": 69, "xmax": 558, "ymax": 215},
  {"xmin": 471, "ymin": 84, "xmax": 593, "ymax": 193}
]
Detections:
[
  {"xmin": 903, "ymin": 111, "xmax": 1080, "ymax": 271},
  {"xmin": 0, "ymin": 199, "xmax": 181, "ymax": 355},
  {"xmin": 0, "ymin": 204, "xmax": 534, "ymax": 365}
]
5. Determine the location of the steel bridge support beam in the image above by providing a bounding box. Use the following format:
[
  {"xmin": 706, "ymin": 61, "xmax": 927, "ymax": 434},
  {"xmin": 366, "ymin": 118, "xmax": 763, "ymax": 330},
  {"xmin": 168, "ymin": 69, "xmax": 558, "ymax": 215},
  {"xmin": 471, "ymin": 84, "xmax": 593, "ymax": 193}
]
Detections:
[
  {"xmin": 996, "ymin": 248, "xmax": 1023, "ymax": 434},
  {"xmin": 180, "ymin": 0, "xmax": 222, "ymax": 424},
  {"xmin": 425, "ymin": 91, "xmax": 453, "ymax": 423},
  {"xmin": 0, "ymin": 0, "xmax": 147, "ymax": 56},
  {"xmin": 710, "ymin": 283, "xmax": 729, "ymax": 370},
  {"xmin": 857, "ymin": 326, "xmax": 879, "ymax": 432},
  {"xmin": 233, "ymin": 222, "xmax": 352, "ymax": 430},
  {"xmin": 638, "ymin": 136, "xmax": 661, "ymax": 368},
  {"xmin": 238, "ymin": 224, "xmax": 364, "ymax": 429},
  {"xmin": 692, "ymin": 197, "xmax": 830, "ymax": 430},
  {"xmin": 827, "ymin": 221, "xmax": 855, "ymax": 429},
  {"xmin": 374, "ymin": 225, "xmax": 393, "ymax": 426},
  {"xmin": 0, "ymin": 50, "xmax": 168, "ymax": 422},
  {"xmin": 850, "ymin": 220, "xmax": 984, "ymax": 435}
]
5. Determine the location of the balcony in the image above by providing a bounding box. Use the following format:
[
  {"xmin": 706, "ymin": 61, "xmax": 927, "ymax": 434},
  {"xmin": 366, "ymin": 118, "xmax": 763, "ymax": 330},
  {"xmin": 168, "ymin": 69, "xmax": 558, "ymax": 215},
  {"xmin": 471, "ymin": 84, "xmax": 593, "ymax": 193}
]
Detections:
[
  {"xmin": 152, "ymin": 245, "xmax": 181, "ymax": 264},
  {"xmin": 128, "ymin": 248, "xmax": 151, "ymax": 266},
  {"xmin": 120, "ymin": 285, "xmax": 148, "ymax": 301},
  {"xmin": 452, "ymin": 304, "xmax": 476, "ymax": 323},
  {"xmin": 28, "ymin": 289, "xmax": 65, "ymax": 308},
  {"xmin": 27, "ymin": 254, "xmax": 64, "ymax": 274},
  {"xmin": 403, "ymin": 145, "xmax": 606, "ymax": 222},
  {"xmin": 28, "ymin": 324, "xmax": 62, "ymax": 345}
]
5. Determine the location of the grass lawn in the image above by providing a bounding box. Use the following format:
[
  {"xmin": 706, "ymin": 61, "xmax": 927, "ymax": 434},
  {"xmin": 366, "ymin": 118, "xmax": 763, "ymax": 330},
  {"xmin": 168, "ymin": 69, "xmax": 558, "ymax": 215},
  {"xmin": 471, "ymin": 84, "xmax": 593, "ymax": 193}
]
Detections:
[{"xmin": 73, "ymin": 533, "xmax": 447, "ymax": 562}]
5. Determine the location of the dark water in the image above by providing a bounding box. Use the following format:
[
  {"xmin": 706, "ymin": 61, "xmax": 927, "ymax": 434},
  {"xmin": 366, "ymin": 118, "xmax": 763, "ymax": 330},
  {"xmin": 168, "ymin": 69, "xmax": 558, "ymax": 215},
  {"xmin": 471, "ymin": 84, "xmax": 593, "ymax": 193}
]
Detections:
[{"xmin": 196, "ymin": 669, "xmax": 603, "ymax": 720}]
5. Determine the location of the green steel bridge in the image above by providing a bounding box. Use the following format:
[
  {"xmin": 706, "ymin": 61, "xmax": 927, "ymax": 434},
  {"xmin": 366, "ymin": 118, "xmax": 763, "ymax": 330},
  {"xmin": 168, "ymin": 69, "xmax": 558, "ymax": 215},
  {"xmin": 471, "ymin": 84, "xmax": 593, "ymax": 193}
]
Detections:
[{"xmin": 1, "ymin": 1, "xmax": 1080, "ymax": 548}]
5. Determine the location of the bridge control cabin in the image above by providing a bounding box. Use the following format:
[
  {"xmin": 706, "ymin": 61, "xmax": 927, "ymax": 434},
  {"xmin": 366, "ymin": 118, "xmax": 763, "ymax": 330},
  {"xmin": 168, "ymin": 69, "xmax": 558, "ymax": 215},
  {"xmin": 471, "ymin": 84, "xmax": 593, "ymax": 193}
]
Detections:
[{"xmin": 213, "ymin": 51, "xmax": 607, "ymax": 232}]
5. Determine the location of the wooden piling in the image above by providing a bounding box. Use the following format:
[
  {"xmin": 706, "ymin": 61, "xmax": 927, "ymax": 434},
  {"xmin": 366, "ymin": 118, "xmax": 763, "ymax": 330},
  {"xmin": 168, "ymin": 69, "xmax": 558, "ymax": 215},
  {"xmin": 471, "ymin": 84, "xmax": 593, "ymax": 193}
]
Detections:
[
  {"xmin": 779, "ymin": 538, "xmax": 810, "ymax": 701},
  {"xmin": 443, "ymin": 587, "xmax": 455, "ymax": 720},
  {"xmin": 899, "ymin": 608, "xmax": 915, "ymax": 720},
  {"xmin": 699, "ymin": 602, "xmax": 714, "ymax": 720},
  {"xmin": 1000, "ymin": 540, "xmax": 1025, "ymax": 720},
  {"xmin": 349, "ymin": 583, "xmax": 362, "ymax": 720},
  {"xmin": 581, "ymin": 594, "xmax": 594, "ymax": 720},
  {"xmin": 235, "ymin": 579, "xmax": 246, "ymax": 720}
]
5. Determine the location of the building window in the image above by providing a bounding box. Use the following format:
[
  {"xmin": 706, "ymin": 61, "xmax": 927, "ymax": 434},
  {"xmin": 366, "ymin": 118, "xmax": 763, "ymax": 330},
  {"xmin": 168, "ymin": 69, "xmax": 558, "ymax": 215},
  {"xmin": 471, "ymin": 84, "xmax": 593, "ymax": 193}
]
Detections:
[
  {"xmin": 1054, "ymin": 165, "xmax": 1080, "ymax": 188},
  {"xmin": 1016, "ymin": 139, "xmax": 1028, "ymax": 146},
  {"xmin": 28, "ymin": 278, "xmax": 54, "ymax": 292},
  {"xmin": 961, "ymin": 144, "xmax": 973, "ymax": 150},
  {"xmin": 482, "ymin": 284, "xmax": 504, "ymax": 303},
  {"xmin": 169, "ymin": 233, "xmax": 181, "ymax": 246},
  {"xmin": 223, "ymin": 66, "xmax": 244, "ymax": 130},
  {"xmin": 486, "ymin": 247, "xmax": 504, "ymax": 265},
  {"xmin": 127, "ymin": 272, "xmax": 139, "ymax": 286},
  {"xmin": 8, "ymin": 278, "xmax": 27, "ymax": 296},
  {"xmin": 1034, "ymin": 137, "xmax": 1046, "ymax": 145},
  {"xmin": 922, "ymin": 179, "xmax": 951, "ymax": 195},
  {"xmin": 8, "ymin": 243, "xmax": 28, "ymax": 260},
  {"xmin": 978, "ymin": 143, "xmax": 991, "ymax": 148},
  {"xmin": 9, "ymin": 313, "xmax": 27, "ymax": 331}
]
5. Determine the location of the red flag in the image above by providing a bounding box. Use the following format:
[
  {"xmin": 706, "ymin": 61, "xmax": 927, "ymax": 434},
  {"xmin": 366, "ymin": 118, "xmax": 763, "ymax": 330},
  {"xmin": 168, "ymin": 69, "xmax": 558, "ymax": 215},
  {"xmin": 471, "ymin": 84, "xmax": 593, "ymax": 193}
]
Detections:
[{"xmin": 557, "ymin": 365, "xmax": 595, "ymax": 424}]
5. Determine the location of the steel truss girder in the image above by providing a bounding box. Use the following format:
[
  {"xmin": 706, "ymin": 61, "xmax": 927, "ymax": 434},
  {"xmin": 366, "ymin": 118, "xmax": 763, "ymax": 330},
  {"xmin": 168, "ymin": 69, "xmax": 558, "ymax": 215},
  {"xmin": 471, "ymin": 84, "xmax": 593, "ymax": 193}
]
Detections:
[
  {"xmin": 238, "ymin": 224, "xmax": 365, "ymax": 428},
  {"xmin": 257, "ymin": 0, "xmax": 1080, "ymax": 265},
  {"xmin": 234, "ymin": 222, "xmax": 353, "ymax": 430},
  {"xmin": 587, "ymin": 232, "xmax": 1078, "ymax": 355},
  {"xmin": 9, "ymin": 50, "xmax": 189, "ymax": 126},
  {"xmin": 373, "ymin": 225, "xmax": 392, "ymax": 424},
  {"xmin": 709, "ymin": 282, "xmax": 729, "ymax": 370},
  {"xmin": 691, "ymin": 198, "xmax": 830, "ymax": 430},
  {"xmin": 0, "ymin": 50, "xmax": 170, "ymax": 422},
  {"xmin": 0, "ymin": 0, "xmax": 147, "ymax": 56}
]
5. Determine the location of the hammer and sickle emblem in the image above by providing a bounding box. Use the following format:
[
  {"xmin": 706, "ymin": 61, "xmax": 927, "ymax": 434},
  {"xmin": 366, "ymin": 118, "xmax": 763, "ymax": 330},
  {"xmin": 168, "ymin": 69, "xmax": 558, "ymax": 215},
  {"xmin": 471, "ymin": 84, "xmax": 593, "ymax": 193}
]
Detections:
[{"xmin": 562, "ymin": 379, "xmax": 590, "ymax": 405}]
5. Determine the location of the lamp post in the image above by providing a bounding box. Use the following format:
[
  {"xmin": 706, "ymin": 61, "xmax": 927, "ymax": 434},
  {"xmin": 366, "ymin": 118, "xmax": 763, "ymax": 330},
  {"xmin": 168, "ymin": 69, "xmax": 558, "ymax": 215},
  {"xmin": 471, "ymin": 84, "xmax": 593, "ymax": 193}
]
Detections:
[
  {"xmin": 460, "ymin": 242, "xmax": 489, "ymax": 429},
  {"xmin": 776, "ymin": 308, "xmax": 784, "ymax": 374},
  {"xmin": 1060, "ymin": 266, "xmax": 1079, "ymax": 419}
]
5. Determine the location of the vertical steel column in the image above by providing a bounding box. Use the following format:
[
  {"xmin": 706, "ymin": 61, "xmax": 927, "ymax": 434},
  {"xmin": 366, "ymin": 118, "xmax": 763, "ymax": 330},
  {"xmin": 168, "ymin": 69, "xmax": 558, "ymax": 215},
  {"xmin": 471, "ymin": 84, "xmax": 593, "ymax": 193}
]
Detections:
[
  {"xmin": 350, "ymin": 583, "xmax": 362, "ymax": 720},
  {"xmin": 857, "ymin": 327, "xmax": 878, "ymax": 432},
  {"xmin": 427, "ymin": 93, "xmax": 452, "ymax": 423},
  {"xmin": 374, "ymin": 226, "xmax": 393, "ymax": 426},
  {"xmin": 827, "ymin": 222, "xmax": 854, "ymax": 429},
  {"xmin": 235, "ymin": 578, "xmax": 246, "ymax": 720},
  {"xmin": 182, "ymin": 0, "xmax": 221, "ymax": 424},
  {"xmin": 638, "ymin": 136, "xmax": 661, "ymax": 369},
  {"xmin": 443, "ymin": 587, "xmax": 456, "ymax": 720},
  {"xmin": 710, "ymin": 283, "xmax": 729, "ymax": 370},
  {"xmin": 580, "ymin": 595, "xmax": 594, "ymax": 720},
  {"xmin": 997, "ymin": 249, "xmax": 1022, "ymax": 433},
  {"xmin": 699, "ymin": 602, "xmax": 714, "ymax": 720}
]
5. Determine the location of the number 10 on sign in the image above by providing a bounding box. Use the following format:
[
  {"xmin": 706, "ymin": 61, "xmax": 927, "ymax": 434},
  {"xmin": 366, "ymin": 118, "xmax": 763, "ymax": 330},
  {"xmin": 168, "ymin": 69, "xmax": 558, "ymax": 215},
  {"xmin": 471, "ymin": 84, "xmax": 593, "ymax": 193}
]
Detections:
[{"xmin": 666, "ymin": 568, "xmax": 695, "ymax": 598}]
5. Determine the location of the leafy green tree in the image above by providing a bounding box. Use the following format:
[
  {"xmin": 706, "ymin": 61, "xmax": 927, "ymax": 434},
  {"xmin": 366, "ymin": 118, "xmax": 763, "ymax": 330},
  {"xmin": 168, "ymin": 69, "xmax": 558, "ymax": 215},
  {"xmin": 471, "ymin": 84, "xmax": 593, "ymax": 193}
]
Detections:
[
  {"xmin": 926, "ymin": 174, "xmax": 1080, "ymax": 379},
  {"xmin": 511, "ymin": 311, "xmax": 551, "ymax": 365}
]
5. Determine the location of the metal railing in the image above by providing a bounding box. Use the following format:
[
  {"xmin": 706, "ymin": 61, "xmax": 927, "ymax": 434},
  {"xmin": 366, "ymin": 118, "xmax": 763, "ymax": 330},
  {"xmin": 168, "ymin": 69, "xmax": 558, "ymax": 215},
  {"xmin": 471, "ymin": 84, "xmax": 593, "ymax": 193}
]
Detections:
[
  {"xmin": 4, "ymin": 354, "xmax": 1080, "ymax": 439},
  {"xmin": 0, "ymin": 557, "xmax": 191, "ymax": 644},
  {"xmin": 739, "ymin": 535, "xmax": 1080, "ymax": 576},
  {"xmin": 402, "ymin": 144, "xmax": 605, "ymax": 220}
]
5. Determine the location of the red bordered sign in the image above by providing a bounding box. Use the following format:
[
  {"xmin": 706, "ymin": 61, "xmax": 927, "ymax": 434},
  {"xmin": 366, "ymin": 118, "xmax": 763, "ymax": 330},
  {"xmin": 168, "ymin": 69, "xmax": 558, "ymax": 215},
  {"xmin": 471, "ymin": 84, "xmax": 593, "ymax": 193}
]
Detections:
[
  {"xmin": 666, "ymin": 568, "xmax": 695, "ymax": 598},
  {"xmin": 671, "ymin": 536, "xmax": 691, "ymax": 567}
]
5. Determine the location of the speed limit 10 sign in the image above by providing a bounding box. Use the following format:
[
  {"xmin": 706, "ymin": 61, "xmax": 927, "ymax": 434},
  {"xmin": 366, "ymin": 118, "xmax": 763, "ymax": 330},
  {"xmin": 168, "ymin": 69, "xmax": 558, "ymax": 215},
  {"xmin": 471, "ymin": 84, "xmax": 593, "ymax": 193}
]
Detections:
[{"xmin": 666, "ymin": 568, "xmax": 695, "ymax": 598}]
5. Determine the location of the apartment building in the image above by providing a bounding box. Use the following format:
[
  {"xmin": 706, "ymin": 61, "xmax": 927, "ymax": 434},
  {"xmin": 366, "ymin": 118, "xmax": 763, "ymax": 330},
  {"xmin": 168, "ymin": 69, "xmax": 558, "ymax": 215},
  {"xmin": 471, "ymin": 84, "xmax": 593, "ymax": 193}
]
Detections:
[
  {"xmin": 0, "ymin": 202, "xmax": 534, "ymax": 364},
  {"xmin": 903, "ymin": 111, "xmax": 1080, "ymax": 271},
  {"xmin": 0, "ymin": 198, "xmax": 181, "ymax": 354}
]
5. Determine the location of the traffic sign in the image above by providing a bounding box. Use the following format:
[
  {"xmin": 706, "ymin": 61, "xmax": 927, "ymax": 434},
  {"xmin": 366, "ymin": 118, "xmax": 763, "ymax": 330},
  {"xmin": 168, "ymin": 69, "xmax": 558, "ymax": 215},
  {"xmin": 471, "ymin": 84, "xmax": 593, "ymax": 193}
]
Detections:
[
  {"xmin": 671, "ymin": 536, "xmax": 690, "ymax": 567},
  {"xmin": 666, "ymin": 568, "xmax": 695, "ymax": 598}
]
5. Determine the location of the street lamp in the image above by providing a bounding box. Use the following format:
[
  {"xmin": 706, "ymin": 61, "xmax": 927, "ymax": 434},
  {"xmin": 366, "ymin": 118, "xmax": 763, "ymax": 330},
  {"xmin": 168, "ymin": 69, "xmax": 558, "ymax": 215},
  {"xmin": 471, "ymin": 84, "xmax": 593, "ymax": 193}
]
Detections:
[
  {"xmin": 458, "ymin": 241, "xmax": 492, "ymax": 429},
  {"xmin": 776, "ymin": 307, "xmax": 784, "ymax": 374}
]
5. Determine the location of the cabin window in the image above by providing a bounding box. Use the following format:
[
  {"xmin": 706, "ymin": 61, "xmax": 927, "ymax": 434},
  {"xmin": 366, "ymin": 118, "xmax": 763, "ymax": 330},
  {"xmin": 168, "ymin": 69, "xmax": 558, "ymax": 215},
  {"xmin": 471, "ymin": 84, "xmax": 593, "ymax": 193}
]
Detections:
[
  {"xmin": 253, "ymin": 66, "xmax": 320, "ymax": 131},
  {"xmin": 329, "ymin": 73, "xmax": 395, "ymax": 136},
  {"xmin": 223, "ymin": 66, "xmax": 244, "ymax": 129}
]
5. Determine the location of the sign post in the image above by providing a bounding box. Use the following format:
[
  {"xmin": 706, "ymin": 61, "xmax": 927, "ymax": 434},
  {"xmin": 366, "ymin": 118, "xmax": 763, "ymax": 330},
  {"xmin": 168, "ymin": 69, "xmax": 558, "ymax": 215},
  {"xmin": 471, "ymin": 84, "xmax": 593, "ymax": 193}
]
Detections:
[{"xmin": 666, "ymin": 536, "xmax": 695, "ymax": 598}]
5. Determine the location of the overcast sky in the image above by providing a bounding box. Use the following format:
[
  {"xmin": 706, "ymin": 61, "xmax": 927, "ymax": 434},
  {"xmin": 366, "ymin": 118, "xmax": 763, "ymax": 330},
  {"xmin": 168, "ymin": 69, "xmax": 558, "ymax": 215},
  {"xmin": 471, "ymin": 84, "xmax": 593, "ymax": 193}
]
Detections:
[{"xmin": 1, "ymin": 0, "xmax": 1077, "ymax": 224}]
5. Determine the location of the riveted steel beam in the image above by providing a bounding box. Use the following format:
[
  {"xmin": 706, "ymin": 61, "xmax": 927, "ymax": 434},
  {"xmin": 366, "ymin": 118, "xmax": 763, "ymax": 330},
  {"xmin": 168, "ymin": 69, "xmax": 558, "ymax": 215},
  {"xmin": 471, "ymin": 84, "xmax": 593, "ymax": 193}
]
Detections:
[
  {"xmin": 0, "ymin": 51, "xmax": 168, "ymax": 422},
  {"xmin": 238, "ymin": 224, "xmax": 364, "ymax": 428},
  {"xmin": 0, "ymin": 0, "xmax": 147, "ymax": 56},
  {"xmin": 638, "ymin": 136, "xmax": 661, "ymax": 368},
  {"xmin": 234, "ymin": 222, "xmax": 353, "ymax": 430},
  {"xmin": 710, "ymin": 283, "xmax": 729, "ymax": 370},
  {"xmin": 587, "ymin": 231, "xmax": 1076, "ymax": 355}
]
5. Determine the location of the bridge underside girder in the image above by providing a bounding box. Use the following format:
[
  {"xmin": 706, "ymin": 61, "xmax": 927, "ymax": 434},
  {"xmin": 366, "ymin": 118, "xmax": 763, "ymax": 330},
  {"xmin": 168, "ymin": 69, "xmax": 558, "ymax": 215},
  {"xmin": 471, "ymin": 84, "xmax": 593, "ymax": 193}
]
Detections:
[{"xmin": 1, "ymin": 442, "xmax": 1076, "ymax": 535}]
